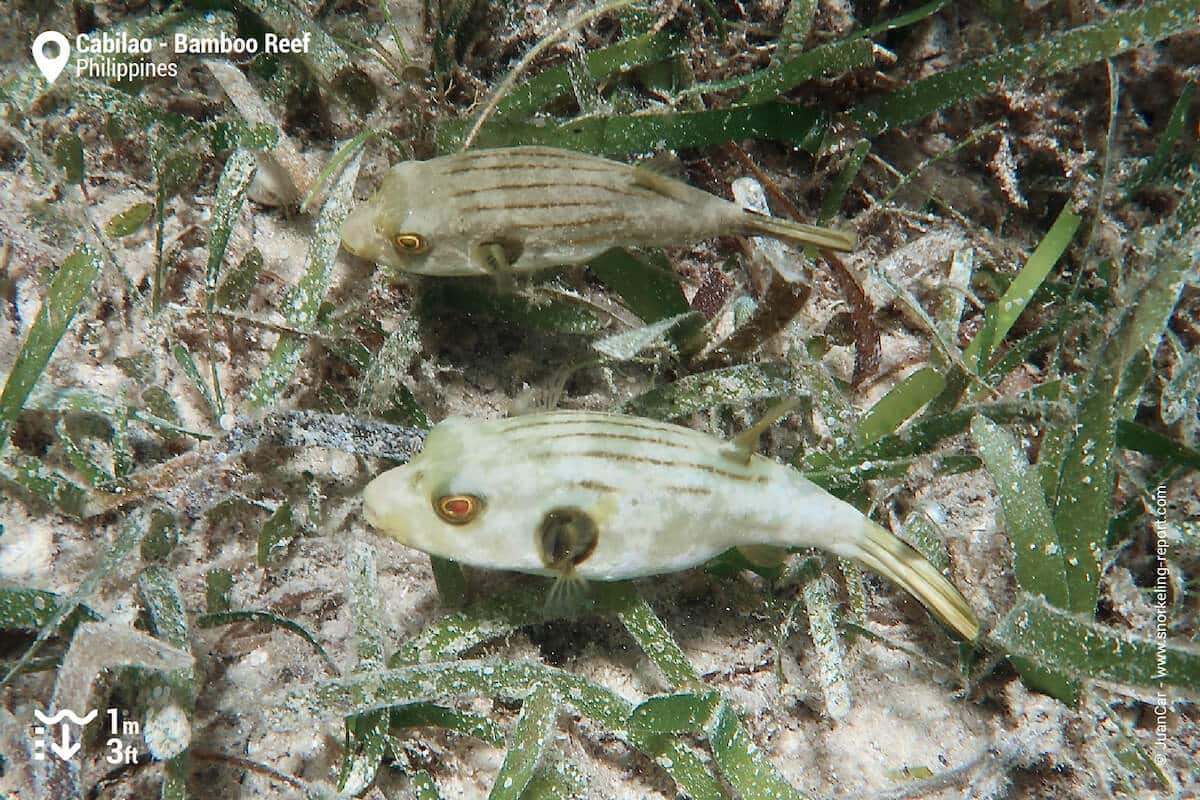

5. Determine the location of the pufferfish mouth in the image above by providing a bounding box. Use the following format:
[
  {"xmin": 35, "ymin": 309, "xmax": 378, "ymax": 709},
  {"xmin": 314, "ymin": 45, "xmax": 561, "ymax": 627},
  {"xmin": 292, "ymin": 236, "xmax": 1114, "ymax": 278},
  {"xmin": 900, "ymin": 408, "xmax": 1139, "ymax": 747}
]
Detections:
[
  {"xmin": 361, "ymin": 477, "xmax": 417, "ymax": 544},
  {"xmin": 361, "ymin": 479, "xmax": 388, "ymax": 530},
  {"xmin": 361, "ymin": 498, "xmax": 379, "ymax": 529},
  {"xmin": 339, "ymin": 211, "xmax": 376, "ymax": 258}
]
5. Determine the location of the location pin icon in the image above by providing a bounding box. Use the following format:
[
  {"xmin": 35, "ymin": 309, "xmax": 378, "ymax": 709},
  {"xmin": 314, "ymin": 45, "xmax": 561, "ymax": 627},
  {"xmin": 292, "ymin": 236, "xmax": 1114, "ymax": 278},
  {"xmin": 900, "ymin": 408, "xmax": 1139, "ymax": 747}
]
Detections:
[{"xmin": 32, "ymin": 31, "xmax": 71, "ymax": 84}]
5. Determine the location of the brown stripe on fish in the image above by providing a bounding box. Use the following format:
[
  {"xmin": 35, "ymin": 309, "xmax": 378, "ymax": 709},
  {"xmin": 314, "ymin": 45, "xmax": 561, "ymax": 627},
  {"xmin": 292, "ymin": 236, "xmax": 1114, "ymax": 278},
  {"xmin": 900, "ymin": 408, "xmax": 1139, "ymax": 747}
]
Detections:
[
  {"xmin": 663, "ymin": 485, "xmax": 714, "ymax": 496},
  {"xmin": 446, "ymin": 181, "xmax": 647, "ymax": 201},
  {"xmin": 442, "ymin": 161, "xmax": 618, "ymax": 177},
  {"xmin": 501, "ymin": 416, "xmax": 698, "ymax": 440},
  {"xmin": 562, "ymin": 221, "xmax": 691, "ymax": 247},
  {"xmin": 497, "ymin": 414, "xmax": 691, "ymax": 437},
  {"xmin": 459, "ymin": 199, "xmax": 617, "ymax": 214},
  {"xmin": 452, "ymin": 147, "xmax": 617, "ymax": 166},
  {"xmin": 527, "ymin": 449, "xmax": 768, "ymax": 483},
  {"xmin": 561, "ymin": 231, "xmax": 635, "ymax": 247},
  {"xmin": 442, "ymin": 149, "xmax": 628, "ymax": 176},
  {"xmin": 506, "ymin": 213, "xmax": 633, "ymax": 232},
  {"xmin": 565, "ymin": 479, "xmax": 621, "ymax": 493},
  {"xmin": 507, "ymin": 430, "xmax": 692, "ymax": 450}
]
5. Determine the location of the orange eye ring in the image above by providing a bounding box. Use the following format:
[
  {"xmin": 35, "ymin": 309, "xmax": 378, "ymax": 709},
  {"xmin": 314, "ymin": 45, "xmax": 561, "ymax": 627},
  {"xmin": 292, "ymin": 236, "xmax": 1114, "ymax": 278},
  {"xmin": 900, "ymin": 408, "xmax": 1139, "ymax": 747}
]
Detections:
[
  {"xmin": 392, "ymin": 233, "xmax": 429, "ymax": 254},
  {"xmin": 434, "ymin": 494, "xmax": 482, "ymax": 525}
]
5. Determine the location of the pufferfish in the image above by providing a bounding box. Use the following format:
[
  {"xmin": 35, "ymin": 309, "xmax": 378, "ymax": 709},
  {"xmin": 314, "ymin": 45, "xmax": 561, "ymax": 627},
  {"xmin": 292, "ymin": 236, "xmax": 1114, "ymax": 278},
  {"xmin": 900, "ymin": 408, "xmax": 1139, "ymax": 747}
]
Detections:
[
  {"xmin": 341, "ymin": 146, "xmax": 857, "ymax": 276},
  {"xmin": 362, "ymin": 410, "xmax": 979, "ymax": 641}
]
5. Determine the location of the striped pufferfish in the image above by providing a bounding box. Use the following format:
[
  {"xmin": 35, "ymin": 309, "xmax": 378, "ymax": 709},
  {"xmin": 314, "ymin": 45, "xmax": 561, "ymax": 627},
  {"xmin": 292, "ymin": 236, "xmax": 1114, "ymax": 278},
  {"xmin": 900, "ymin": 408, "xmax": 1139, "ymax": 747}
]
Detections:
[
  {"xmin": 362, "ymin": 410, "xmax": 979, "ymax": 641},
  {"xmin": 340, "ymin": 146, "xmax": 857, "ymax": 277}
]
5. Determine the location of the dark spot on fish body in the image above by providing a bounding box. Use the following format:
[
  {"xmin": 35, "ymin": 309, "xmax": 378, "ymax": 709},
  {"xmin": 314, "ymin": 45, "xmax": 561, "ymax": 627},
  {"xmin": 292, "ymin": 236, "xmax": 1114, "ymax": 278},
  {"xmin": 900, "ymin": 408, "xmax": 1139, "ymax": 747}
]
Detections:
[{"xmin": 538, "ymin": 506, "xmax": 599, "ymax": 570}]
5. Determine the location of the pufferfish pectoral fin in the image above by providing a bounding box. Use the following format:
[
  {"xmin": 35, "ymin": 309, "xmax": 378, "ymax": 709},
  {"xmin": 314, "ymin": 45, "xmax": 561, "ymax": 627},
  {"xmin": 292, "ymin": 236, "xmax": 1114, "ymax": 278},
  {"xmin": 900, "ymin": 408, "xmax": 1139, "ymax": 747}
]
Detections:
[
  {"xmin": 471, "ymin": 241, "xmax": 510, "ymax": 274},
  {"xmin": 544, "ymin": 571, "xmax": 591, "ymax": 617},
  {"xmin": 470, "ymin": 239, "xmax": 527, "ymax": 275},
  {"xmin": 537, "ymin": 505, "xmax": 601, "ymax": 617},
  {"xmin": 467, "ymin": 241, "xmax": 519, "ymax": 293}
]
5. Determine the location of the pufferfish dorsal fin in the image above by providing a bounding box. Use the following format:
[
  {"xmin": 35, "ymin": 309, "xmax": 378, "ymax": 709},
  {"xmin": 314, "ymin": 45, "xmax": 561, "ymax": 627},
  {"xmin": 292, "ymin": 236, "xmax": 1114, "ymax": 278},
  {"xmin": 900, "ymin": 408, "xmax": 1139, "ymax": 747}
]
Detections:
[
  {"xmin": 629, "ymin": 164, "xmax": 695, "ymax": 203},
  {"xmin": 720, "ymin": 398, "xmax": 803, "ymax": 465},
  {"xmin": 633, "ymin": 151, "xmax": 686, "ymax": 181}
]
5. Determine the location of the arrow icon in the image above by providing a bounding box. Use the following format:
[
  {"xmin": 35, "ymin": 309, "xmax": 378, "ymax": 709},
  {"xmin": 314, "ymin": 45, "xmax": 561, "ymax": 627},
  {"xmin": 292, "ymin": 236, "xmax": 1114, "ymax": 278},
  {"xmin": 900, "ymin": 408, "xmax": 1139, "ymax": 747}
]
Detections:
[{"xmin": 50, "ymin": 722, "xmax": 81, "ymax": 760}]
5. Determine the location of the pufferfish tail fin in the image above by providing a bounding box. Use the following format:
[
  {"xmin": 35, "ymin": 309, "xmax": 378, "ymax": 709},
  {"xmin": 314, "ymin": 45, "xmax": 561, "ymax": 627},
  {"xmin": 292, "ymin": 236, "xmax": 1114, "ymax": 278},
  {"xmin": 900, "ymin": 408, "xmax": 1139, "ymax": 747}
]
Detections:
[
  {"xmin": 851, "ymin": 521, "xmax": 979, "ymax": 642},
  {"xmin": 629, "ymin": 165, "xmax": 856, "ymax": 252},
  {"xmin": 739, "ymin": 209, "xmax": 857, "ymax": 253}
]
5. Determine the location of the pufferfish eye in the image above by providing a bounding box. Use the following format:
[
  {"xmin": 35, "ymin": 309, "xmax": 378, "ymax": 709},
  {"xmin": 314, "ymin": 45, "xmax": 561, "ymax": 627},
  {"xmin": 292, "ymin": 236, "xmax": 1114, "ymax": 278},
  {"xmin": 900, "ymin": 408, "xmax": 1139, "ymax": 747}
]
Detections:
[
  {"xmin": 434, "ymin": 494, "xmax": 482, "ymax": 525},
  {"xmin": 392, "ymin": 233, "xmax": 429, "ymax": 255}
]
